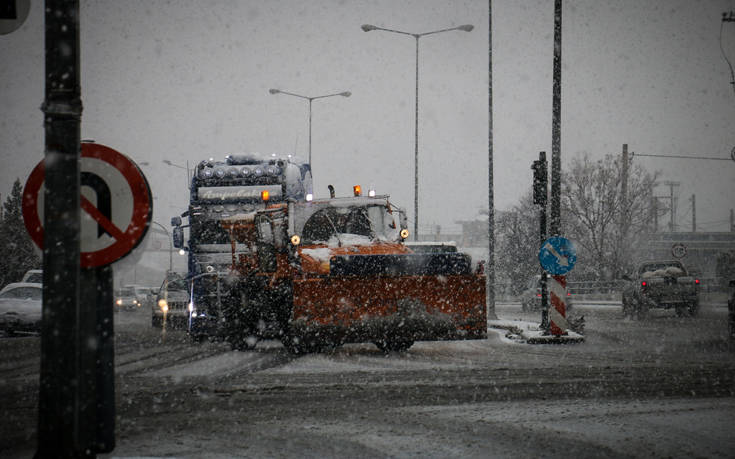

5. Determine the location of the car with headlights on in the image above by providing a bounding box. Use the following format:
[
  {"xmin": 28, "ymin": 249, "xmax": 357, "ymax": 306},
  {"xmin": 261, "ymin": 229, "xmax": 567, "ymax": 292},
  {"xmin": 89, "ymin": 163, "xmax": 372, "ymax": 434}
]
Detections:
[
  {"xmin": 0, "ymin": 282, "xmax": 42, "ymax": 336},
  {"xmin": 115, "ymin": 285, "xmax": 142, "ymax": 311},
  {"xmin": 153, "ymin": 274, "xmax": 190, "ymax": 328}
]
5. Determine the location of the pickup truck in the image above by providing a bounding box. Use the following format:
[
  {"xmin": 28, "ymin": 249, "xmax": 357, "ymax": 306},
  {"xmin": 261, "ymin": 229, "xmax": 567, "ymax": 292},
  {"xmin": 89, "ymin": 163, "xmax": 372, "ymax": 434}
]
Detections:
[{"xmin": 622, "ymin": 260, "xmax": 700, "ymax": 318}]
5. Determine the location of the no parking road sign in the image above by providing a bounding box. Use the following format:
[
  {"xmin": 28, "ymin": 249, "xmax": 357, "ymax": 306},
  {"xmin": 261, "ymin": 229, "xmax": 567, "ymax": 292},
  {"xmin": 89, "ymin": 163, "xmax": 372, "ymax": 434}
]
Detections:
[{"xmin": 23, "ymin": 143, "xmax": 153, "ymax": 267}]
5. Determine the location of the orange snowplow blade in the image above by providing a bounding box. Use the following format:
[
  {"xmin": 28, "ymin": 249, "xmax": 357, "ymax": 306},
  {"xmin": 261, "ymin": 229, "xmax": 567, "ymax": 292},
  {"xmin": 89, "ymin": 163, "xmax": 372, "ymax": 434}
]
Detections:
[{"xmin": 292, "ymin": 274, "xmax": 487, "ymax": 344}]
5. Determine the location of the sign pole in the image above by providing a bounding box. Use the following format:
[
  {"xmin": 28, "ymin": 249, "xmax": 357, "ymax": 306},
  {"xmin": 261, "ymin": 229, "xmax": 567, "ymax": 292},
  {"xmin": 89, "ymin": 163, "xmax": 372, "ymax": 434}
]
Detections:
[
  {"xmin": 532, "ymin": 152, "xmax": 549, "ymax": 330},
  {"xmin": 37, "ymin": 0, "xmax": 84, "ymax": 457},
  {"xmin": 87, "ymin": 265, "xmax": 116, "ymax": 453},
  {"xmin": 25, "ymin": 140, "xmax": 151, "ymax": 456}
]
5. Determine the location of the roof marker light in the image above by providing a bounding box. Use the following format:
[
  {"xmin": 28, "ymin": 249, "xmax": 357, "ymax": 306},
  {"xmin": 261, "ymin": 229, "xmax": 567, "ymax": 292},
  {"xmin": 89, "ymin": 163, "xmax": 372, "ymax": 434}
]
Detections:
[
  {"xmin": 400, "ymin": 229, "xmax": 410, "ymax": 239},
  {"xmin": 290, "ymin": 234, "xmax": 301, "ymax": 245},
  {"xmin": 368, "ymin": 188, "xmax": 376, "ymax": 197},
  {"xmin": 353, "ymin": 185, "xmax": 362, "ymax": 196},
  {"xmin": 306, "ymin": 193, "xmax": 313, "ymax": 202},
  {"xmin": 261, "ymin": 190, "xmax": 270, "ymax": 201}
]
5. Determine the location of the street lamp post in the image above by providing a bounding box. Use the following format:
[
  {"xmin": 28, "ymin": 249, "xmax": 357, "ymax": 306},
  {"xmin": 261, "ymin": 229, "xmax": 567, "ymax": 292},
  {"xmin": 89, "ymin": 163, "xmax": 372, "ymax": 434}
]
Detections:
[
  {"xmin": 268, "ymin": 88, "xmax": 351, "ymax": 166},
  {"xmin": 151, "ymin": 221, "xmax": 172, "ymax": 273},
  {"xmin": 162, "ymin": 159, "xmax": 190, "ymax": 189},
  {"xmin": 361, "ymin": 23, "xmax": 473, "ymax": 240}
]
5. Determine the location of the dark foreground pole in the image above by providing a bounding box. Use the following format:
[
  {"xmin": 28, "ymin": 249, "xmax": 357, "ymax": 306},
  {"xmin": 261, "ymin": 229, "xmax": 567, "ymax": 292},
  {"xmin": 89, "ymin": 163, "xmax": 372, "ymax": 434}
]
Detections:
[
  {"xmin": 82, "ymin": 266, "xmax": 115, "ymax": 454},
  {"xmin": 37, "ymin": 0, "xmax": 83, "ymax": 457}
]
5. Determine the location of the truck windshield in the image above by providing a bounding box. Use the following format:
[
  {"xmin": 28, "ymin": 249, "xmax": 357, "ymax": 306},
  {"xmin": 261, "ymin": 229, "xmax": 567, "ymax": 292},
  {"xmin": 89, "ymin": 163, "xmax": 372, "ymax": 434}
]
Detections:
[
  {"xmin": 299, "ymin": 204, "xmax": 398, "ymax": 245},
  {"xmin": 167, "ymin": 279, "xmax": 188, "ymax": 291}
]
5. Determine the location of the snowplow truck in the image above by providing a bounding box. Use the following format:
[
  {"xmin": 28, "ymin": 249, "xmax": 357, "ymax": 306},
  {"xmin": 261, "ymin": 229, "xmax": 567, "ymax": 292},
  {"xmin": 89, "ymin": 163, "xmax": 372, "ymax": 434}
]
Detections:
[
  {"xmin": 170, "ymin": 154, "xmax": 312, "ymax": 341},
  {"xmin": 219, "ymin": 189, "xmax": 487, "ymax": 353}
]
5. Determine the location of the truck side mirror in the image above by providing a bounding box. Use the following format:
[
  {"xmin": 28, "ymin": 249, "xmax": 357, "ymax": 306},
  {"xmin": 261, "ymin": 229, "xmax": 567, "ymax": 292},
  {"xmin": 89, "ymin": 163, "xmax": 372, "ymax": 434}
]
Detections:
[
  {"xmin": 257, "ymin": 216, "xmax": 273, "ymax": 243},
  {"xmin": 171, "ymin": 216, "xmax": 182, "ymax": 227},
  {"xmin": 173, "ymin": 227, "xmax": 184, "ymax": 248}
]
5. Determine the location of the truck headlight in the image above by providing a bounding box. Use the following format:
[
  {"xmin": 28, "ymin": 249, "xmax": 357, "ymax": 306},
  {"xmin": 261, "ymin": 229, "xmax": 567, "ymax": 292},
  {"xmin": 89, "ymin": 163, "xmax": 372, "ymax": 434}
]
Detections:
[
  {"xmin": 400, "ymin": 229, "xmax": 410, "ymax": 239},
  {"xmin": 290, "ymin": 234, "xmax": 301, "ymax": 246}
]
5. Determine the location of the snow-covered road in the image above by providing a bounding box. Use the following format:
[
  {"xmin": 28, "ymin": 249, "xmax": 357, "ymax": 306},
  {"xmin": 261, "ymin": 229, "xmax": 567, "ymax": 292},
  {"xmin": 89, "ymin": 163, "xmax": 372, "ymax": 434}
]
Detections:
[{"xmin": 1, "ymin": 300, "xmax": 733, "ymax": 458}]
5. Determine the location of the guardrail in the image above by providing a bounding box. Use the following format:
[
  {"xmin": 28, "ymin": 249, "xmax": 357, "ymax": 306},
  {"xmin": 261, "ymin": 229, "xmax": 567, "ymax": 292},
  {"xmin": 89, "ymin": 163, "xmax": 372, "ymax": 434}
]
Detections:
[{"xmin": 494, "ymin": 276, "xmax": 731, "ymax": 302}]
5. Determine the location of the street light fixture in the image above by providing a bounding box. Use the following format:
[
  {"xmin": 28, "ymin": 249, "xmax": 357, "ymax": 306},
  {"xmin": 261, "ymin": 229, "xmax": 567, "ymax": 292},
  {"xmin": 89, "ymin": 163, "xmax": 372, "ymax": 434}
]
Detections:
[
  {"xmin": 151, "ymin": 221, "xmax": 173, "ymax": 273},
  {"xmin": 268, "ymin": 88, "xmax": 351, "ymax": 166},
  {"xmin": 361, "ymin": 23, "xmax": 473, "ymax": 240}
]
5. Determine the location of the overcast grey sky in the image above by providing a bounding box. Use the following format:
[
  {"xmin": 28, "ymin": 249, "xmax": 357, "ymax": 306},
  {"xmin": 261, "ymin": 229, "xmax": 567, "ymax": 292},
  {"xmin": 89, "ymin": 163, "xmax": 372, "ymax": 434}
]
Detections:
[{"xmin": 2, "ymin": 0, "xmax": 734, "ymax": 235}]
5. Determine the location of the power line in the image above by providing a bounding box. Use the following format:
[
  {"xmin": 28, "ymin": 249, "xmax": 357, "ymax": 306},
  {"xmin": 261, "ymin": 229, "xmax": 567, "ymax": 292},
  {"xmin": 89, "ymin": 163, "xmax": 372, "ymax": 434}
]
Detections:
[{"xmin": 632, "ymin": 153, "xmax": 731, "ymax": 161}]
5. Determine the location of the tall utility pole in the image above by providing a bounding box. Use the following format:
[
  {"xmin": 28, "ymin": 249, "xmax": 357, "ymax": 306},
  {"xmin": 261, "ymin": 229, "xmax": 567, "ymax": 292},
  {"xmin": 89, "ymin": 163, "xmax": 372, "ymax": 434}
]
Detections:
[
  {"xmin": 663, "ymin": 181, "xmax": 680, "ymax": 232},
  {"xmin": 691, "ymin": 194, "xmax": 696, "ymax": 232},
  {"xmin": 549, "ymin": 0, "xmax": 562, "ymax": 235},
  {"xmin": 487, "ymin": 0, "xmax": 497, "ymax": 320},
  {"xmin": 619, "ymin": 144, "xmax": 629, "ymax": 262}
]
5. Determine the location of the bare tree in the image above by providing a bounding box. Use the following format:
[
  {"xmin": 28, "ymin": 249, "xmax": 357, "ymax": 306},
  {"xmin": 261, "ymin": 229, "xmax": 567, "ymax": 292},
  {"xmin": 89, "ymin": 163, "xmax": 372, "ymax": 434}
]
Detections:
[
  {"xmin": 496, "ymin": 191, "xmax": 539, "ymax": 294},
  {"xmin": 562, "ymin": 153, "xmax": 658, "ymax": 280}
]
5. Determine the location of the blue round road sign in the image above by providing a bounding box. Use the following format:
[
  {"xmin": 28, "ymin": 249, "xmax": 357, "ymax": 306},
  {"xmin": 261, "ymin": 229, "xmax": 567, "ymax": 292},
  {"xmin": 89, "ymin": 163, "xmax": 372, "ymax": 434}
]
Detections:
[{"xmin": 538, "ymin": 236, "xmax": 577, "ymax": 275}]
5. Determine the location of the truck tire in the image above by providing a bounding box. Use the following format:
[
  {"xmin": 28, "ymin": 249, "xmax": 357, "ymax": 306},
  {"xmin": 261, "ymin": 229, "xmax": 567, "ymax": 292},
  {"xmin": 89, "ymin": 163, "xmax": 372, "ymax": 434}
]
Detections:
[{"xmin": 283, "ymin": 332, "xmax": 322, "ymax": 355}]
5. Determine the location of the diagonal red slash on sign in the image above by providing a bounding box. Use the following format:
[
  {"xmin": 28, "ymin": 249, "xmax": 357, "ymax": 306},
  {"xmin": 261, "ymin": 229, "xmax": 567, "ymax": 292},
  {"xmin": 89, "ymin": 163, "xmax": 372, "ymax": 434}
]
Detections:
[
  {"xmin": 80, "ymin": 195, "xmax": 127, "ymax": 241},
  {"xmin": 22, "ymin": 143, "xmax": 152, "ymax": 268}
]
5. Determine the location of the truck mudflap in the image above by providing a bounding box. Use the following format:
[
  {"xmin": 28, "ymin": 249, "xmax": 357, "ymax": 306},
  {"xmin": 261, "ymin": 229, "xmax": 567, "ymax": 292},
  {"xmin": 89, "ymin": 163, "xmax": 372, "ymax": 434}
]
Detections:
[{"xmin": 291, "ymin": 274, "xmax": 487, "ymax": 346}]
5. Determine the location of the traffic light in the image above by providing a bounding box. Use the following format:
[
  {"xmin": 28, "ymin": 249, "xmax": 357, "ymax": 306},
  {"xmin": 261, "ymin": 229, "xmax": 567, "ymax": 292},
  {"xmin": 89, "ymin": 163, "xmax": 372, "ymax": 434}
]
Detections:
[{"xmin": 532, "ymin": 156, "xmax": 548, "ymax": 206}]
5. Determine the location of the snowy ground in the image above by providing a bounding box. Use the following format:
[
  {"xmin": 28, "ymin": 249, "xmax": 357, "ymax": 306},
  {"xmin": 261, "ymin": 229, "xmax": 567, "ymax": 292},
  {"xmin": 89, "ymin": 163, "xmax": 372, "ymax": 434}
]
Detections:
[{"xmin": 1, "ymin": 300, "xmax": 734, "ymax": 458}]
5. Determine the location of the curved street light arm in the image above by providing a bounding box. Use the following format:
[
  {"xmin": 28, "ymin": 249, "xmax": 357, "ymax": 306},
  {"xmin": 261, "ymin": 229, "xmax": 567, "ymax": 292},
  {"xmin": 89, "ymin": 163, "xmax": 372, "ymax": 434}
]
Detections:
[
  {"xmin": 418, "ymin": 24, "xmax": 474, "ymax": 37},
  {"xmin": 311, "ymin": 91, "xmax": 352, "ymax": 100},
  {"xmin": 362, "ymin": 24, "xmax": 474, "ymax": 38},
  {"xmin": 269, "ymin": 88, "xmax": 310, "ymax": 100}
]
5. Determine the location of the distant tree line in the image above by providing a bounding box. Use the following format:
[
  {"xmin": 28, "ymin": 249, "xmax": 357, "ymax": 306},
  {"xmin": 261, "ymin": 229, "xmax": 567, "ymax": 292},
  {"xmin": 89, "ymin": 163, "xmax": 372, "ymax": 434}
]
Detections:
[
  {"xmin": 496, "ymin": 151, "xmax": 658, "ymax": 291},
  {"xmin": 0, "ymin": 179, "xmax": 41, "ymax": 288}
]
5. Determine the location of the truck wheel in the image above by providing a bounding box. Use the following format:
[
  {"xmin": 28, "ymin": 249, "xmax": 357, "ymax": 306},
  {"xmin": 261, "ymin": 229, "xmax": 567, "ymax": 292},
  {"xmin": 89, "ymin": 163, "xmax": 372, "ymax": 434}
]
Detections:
[
  {"xmin": 230, "ymin": 333, "xmax": 258, "ymax": 351},
  {"xmin": 374, "ymin": 338, "xmax": 414, "ymax": 353},
  {"xmin": 283, "ymin": 333, "xmax": 321, "ymax": 355}
]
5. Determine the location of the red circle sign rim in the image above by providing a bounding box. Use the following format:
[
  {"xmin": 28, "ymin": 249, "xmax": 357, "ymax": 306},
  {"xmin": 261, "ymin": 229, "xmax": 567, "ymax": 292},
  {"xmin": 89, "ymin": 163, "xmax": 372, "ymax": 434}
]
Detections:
[{"xmin": 22, "ymin": 143, "xmax": 152, "ymax": 268}]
